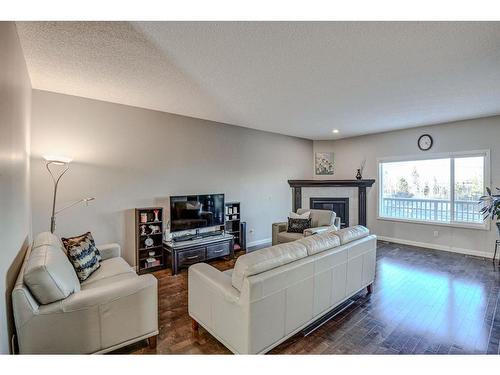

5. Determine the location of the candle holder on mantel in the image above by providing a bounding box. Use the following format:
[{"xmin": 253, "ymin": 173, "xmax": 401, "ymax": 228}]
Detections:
[{"xmin": 356, "ymin": 169, "xmax": 362, "ymax": 180}]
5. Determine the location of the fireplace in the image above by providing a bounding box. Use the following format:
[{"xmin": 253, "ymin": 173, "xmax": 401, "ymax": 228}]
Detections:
[
  {"xmin": 288, "ymin": 180, "xmax": 375, "ymax": 227},
  {"xmin": 310, "ymin": 197, "xmax": 349, "ymax": 228}
]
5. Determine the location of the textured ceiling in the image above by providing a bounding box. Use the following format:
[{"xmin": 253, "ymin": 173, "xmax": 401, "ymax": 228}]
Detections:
[{"xmin": 16, "ymin": 21, "xmax": 500, "ymax": 140}]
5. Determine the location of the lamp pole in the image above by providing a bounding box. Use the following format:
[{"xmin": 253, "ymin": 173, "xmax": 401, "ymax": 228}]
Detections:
[
  {"xmin": 46, "ymin": 160, "xmax": 69, "ymax": 233},
  {"xmin": 44, "ymin": 156, "xmax": 95, "ymax": 233}
]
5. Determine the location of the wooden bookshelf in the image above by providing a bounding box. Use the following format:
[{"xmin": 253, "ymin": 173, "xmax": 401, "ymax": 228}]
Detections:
[
  {"xmin": 135, "ymin": 207, "xmax": 165, "ymax": 274},
  {"xmin": 225, "ymin": 202, "xmax": 244, "ymax": 252}
]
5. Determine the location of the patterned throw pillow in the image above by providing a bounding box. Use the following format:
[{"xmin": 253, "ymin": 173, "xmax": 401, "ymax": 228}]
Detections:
[
  {"xmin": 62, "ymin": 232, "xmax": 101, "ymax": 282},
  {"xmin": 287, "ymin": 218, "xmax": 312, "ymax": 233}
]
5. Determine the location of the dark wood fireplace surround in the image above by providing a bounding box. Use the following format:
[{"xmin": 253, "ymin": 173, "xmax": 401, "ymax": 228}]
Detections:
[{"xmin": 288, "ymin": 179, "xmax": 375, "ymax": 227}]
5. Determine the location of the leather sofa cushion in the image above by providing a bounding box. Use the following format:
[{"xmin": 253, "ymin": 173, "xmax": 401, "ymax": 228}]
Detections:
[
  {"xmin": 232, "ymin": 241, "xmax": 307, "ymax": 291},
  {"xmin": 277, "ymin": 231, "xmax": 303, "ymax": 243},
  {"xmin": 334, "ymin": 225, "xmax": 370, "ymax": 245},
  {"xmin": 297, "ymin": 208, "xmax": 336, "ymax": 227},
  {"xmin": 81, "ymin": 272, "xmax": 137, "ymax": 290},
  {"xmin": 81, "ymin": 257, "xmax": 135, "ymax": 288},
  {"xmin": 297, "ymin": 231, "xmax": 341, "ymax": 255},
  {"xmin": 32, "ymin": 231, "xmax": 64, "ymax": 252},
  {"xmin": 24, "ymin": 233, "xmax": 81, "ymax": 305}
]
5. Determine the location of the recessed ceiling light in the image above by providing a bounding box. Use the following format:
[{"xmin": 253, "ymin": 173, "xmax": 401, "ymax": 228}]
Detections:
[{"xmin": 332, "ymin": 129, "xmax": 339, "ymax": 134}]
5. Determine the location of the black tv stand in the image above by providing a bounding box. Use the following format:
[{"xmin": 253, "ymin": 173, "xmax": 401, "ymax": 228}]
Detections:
[{"xmin": 164, "ymin": 233, "xmax": 234, "ymax": 275}]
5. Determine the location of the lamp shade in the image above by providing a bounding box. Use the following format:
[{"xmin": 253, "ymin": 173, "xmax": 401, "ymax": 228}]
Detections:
[{"xmin": 43, "ymin": 155, "xmax": 72, "ymax": 164}]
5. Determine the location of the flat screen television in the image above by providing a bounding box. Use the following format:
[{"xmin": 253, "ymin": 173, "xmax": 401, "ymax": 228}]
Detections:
[{"xmin": 170, "ymin": 193, "xmax": 225, "ymax": 233}]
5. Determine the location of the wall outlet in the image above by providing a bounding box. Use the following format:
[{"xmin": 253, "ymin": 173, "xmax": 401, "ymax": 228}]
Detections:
[{"xmin": 433, "ymin": 231, "xmax": 439, "ymax": 238}]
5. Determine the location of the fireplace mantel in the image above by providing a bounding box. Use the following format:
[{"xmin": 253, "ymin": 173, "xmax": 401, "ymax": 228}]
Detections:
[
  {"xmin": 288, "ymin": 179, "xmax": 375, "ymax": 188},
  {"xmin": 287, "ymin": 179, "xmax": 375, "ymax": 226}
]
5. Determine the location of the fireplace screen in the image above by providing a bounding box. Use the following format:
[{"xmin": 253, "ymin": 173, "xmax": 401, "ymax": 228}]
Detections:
[{"xmin": 309, "ymin": 197, "xmax": 349, "ymax": 228}]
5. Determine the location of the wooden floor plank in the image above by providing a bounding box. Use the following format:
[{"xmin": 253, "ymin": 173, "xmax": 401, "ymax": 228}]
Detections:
[{"xmin": 113, "ymin": 241, "xmax": 500, "ymax": 354}]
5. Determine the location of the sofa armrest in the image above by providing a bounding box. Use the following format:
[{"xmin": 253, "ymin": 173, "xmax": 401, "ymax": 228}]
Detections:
[
  {"xmin": 334, "ymin": 217, "xmax": 341, "ymax": 229},
  {"xmin": 97, "ymin": 243, "xmax": 121, "ymax": 260},
  {"xmin": 188, "ymin": 263, "xmax": 240, "ymax": 303},
  {"xmin": 272, "ymin": 222, "xmax": 287, "ymax": 245},
  {"xmin": 61, "ymin": 274, "xmax": 157, "ymax": 312},
  {"xmin": 303, "ymin": 225, "xmax": 334, "ymax": 236},
  {"xmin": 273, "ymin": 222, "xmax": 287, "ymax": 232},
  {"xmin": 188, "ymin": 263, "xmax": 247, "ymax": 353}
]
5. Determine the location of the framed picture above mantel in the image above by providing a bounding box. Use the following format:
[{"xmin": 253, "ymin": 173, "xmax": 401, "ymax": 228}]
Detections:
[{"xmin": 314, "ymin": 152, "xmax": 334, "ymax": 176}]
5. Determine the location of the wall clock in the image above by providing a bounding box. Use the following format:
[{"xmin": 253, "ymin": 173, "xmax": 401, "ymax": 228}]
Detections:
[{"xmin": 418, "ymin": 134, "xmax": 433, "ymax": 151}]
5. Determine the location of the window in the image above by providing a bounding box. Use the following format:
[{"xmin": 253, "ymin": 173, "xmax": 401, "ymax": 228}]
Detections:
[{"xmin": 378, "ymin": 151, "xmax": 489, "ymax": 228}]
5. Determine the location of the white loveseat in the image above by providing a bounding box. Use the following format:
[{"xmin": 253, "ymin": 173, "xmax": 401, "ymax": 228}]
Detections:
[
  {"xmin": 188, "ymin": 225, "xmax": 376, "ymax": 354},
  {"xmin": 12, "ymin": 232, "xmax": 159, "ymax": 354}
]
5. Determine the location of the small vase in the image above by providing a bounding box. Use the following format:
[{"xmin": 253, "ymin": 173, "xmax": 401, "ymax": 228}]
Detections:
[{"xmin": 356, "ymin": 169, "xmax": 362, "ymax": 180}]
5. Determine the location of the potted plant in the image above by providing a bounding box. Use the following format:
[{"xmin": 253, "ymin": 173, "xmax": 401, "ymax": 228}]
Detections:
[{"xmin": 479, "ymin": 187, "xmax": 500, "ymax": 235}]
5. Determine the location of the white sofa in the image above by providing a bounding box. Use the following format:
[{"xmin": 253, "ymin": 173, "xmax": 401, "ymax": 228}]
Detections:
[
  {"xmin": 189, "ymin": 225, "xmax": 376, "ymax": 354},
  {"xmin": 272, "ymin": 208, "xmax": 341, "ymax": 245},
  {"xmin": 12, "ymin": 232, "xmax": 159, "ymax": 354}
]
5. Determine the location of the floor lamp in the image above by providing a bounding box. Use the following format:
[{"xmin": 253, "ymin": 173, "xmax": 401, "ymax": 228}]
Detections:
[{"xmin": 44, "ymin": 155, "xmax": 95, "ymax": 233}]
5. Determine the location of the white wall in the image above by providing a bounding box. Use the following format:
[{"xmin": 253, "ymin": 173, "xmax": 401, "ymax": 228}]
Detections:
[
  {"xmin": 0, "ymin": 22, "xmax": 32, "ymax": 354},
  {"xmin": 30, "ymin": 90, "xmax": 312, "ymax": 266},
  {"xmin": 314, "ymin": 116, "xmax": 500, "ymax": 257}
]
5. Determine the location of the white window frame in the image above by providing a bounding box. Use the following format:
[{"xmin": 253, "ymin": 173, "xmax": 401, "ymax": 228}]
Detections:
[{"xmin": 377, "ymin": 149, "xmax": 491, "ymax": 231}]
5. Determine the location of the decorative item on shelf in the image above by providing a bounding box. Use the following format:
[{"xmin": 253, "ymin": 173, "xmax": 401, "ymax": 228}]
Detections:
[
  {"xmin": 153, "ymin": 209, "xmax": 160, "ymax": 222},
  {"xmin": 145, "ymin": 257, "xmax": 160, "ymax": 268},
  {"xmin": 148, "ymin": 251, "xmax": 156, "ymax": 257},
  {"xmin": 479, "ymin": 186, "xmax": 500, "ymax": 263},
  {"xmin": 149, "ymin": 224, "xmax": 161, "ymax": 234},
  {"xmin": 43, "ymin": 155, "xmax": 95, "ymax": 233},
  {"xmin": 315, "ymin": 152, "xmax": 334, "ymax": 175},
  {"xmin": 144, "ymin": 236, "xmax": 154, "ymax": 248},
  {"xmin": 356, "ymin": 158, "xmax": 366, "ymax": 180},
  {"xmin": 140, "ymin": 225, "xmax": 147, "ymax": 236},
  {"xmin": 140, "ymin": 212, "xmax": 148, "ymax": 223}
]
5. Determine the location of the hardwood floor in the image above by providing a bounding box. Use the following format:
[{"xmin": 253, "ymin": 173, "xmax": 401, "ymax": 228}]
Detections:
[{"xmin": 115, "ymin": 241, "xmax": 500, "ymax": 354}]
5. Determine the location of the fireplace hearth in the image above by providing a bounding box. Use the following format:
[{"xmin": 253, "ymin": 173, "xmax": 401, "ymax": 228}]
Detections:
[{"xmin": 310, "ymin": 197, "xmax": 349, "ymax": 228}]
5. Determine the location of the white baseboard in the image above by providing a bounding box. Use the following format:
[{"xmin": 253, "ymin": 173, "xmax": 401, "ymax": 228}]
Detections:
[
  {"xmin": 377, "ymin": 235, "xmax": 492, "ymax": 258},
  {"xmin": 247, "ymin": 237, "xmax": 272, "ymax": 248}
]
